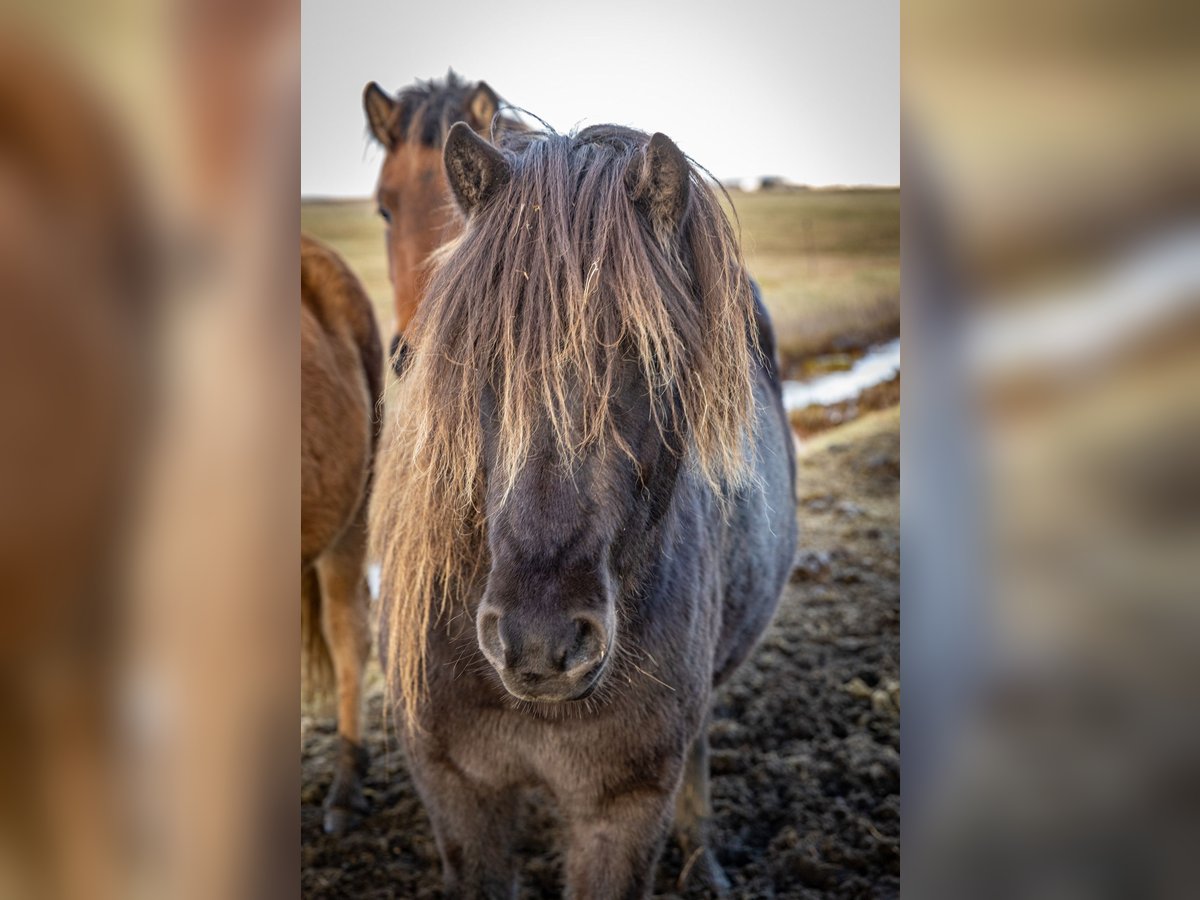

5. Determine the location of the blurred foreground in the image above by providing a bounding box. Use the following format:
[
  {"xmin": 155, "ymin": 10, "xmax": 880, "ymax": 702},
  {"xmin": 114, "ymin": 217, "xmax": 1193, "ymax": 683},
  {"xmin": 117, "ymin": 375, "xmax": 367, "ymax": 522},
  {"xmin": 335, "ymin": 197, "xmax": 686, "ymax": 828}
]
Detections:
[
  {"xmin": 0, "ymin": 3, "xmax": 298, "ymax": 898},
  {"xmin": 904, "ymin": 1, "xmax": 1200, "ymax": 897}
]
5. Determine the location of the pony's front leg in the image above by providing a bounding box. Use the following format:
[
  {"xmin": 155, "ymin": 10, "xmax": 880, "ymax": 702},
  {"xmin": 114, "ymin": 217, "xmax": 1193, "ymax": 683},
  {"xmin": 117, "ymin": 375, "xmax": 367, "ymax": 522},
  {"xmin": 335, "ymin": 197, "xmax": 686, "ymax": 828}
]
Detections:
[
  {"xmin": 673, "ymin": 723, "xmax": 731, "ymax": 894},
  {"xmin": 406, "ymin": 752, "xmax": 519, "ymax": 900},
  {"xmin": 563, "ymin": 787, "xmax": 676, "ymax": 900}
]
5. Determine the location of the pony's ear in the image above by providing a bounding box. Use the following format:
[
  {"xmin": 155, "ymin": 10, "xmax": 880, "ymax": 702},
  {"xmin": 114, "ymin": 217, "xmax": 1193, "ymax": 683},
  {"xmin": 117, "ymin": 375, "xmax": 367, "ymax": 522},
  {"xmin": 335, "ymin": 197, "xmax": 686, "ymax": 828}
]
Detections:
[
  {"xmin": 444, "ymin": 121, "xmax": 511, "ymax": 217},
  {"xmin": 364, "ymin": 82, "xmax": 398, "ymax": 149},
  {"xmin": 466, "ymin": 81, "xmax": 499, "ymax": 134},
  {"xmin": 626, "ymin": 132, "xmax": 691, "ymax": 234}
]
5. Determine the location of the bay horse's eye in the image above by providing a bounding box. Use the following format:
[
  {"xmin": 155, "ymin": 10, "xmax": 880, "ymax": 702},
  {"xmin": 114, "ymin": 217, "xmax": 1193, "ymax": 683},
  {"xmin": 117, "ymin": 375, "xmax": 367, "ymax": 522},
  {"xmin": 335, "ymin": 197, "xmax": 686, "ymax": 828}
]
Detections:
[{"xmin": 377, "ymin": 205, "xmax": 392, "ymax": 224}]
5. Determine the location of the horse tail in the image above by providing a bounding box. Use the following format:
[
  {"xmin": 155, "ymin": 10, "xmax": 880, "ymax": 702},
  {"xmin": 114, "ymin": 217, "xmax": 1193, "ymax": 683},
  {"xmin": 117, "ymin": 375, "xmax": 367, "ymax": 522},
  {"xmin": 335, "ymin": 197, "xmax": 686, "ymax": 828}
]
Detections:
[
  {"xmin": 351, "ymin": 286, "xmax": 384, "ymax": 520},
  {"xmin": 301, "ymin": 565, "xmax": 335, "ymax": 704},
  {"xmin": 357, "ymin": 312, "xmax": 385, "ymax": 454}
]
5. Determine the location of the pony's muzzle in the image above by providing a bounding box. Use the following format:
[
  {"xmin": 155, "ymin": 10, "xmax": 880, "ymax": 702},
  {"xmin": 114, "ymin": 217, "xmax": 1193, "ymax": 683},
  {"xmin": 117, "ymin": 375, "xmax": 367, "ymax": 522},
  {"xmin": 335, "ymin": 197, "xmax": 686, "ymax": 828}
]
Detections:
[{"xmin": 477, "ymin": 608, "xmax": 609, "ymax": 702}]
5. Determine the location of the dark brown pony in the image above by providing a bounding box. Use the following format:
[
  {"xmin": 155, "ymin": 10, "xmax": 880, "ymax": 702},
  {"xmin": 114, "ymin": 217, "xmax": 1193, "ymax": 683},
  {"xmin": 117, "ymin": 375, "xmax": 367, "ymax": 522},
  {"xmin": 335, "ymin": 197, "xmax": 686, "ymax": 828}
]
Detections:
[
  {"xmin": 363, "ymin": 71, "xmax": 517, "ymax": 371},
  {"xmin": 372, "ymin": 123, "xmax": 797, "ymax": 897},
  {"xmin": 300, "ymin": 233, "xmax": 383, "ymax": 834}
]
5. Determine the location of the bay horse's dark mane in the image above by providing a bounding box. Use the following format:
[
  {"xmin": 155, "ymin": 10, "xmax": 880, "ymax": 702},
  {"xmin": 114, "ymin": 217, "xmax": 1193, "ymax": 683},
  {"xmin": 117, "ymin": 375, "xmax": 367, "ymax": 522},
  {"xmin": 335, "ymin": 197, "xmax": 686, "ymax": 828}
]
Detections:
[{"xmin": 386, "ymin": 69, "xmax": 521, "ymax": 147}]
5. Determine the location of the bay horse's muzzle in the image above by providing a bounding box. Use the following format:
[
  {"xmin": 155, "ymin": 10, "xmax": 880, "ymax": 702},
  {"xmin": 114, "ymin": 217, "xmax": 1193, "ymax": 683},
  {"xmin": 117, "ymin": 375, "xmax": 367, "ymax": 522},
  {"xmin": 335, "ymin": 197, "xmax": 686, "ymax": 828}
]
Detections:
[{"xmin": 476, "ymin": 607, "xmax": 610, "ymax": 702}]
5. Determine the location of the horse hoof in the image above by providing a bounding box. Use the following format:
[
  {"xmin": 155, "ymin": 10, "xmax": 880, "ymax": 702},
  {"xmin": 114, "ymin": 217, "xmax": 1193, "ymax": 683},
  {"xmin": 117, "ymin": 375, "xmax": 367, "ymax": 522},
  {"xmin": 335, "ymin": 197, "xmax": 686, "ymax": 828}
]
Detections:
[
  {"xmin": 322, "ymin": 736, "xmax": 370, "ymax": 836},
  {"xmin": 679, "ymin": 847, "xmax": 731, "ymax": 896},
  {"xmin": 706, "ymin": 860, "xmax": 732, "ymax": 896},
  {"xmin": 323, "ymin": 806, "xmax": 362, "ymax": 836}
]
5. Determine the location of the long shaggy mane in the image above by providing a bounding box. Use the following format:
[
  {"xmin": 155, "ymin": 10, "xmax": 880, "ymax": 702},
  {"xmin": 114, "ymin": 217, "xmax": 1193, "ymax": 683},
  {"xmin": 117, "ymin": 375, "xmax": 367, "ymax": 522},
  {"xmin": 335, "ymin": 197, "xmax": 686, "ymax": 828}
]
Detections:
[{"xmin": 370, "ymin": 124, "xmax": 760, "ymax": 727}]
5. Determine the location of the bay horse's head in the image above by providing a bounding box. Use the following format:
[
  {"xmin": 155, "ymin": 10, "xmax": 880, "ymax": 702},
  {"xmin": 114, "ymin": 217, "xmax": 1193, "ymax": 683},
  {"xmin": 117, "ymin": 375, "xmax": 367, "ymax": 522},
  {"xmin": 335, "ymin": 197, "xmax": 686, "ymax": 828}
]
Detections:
[
  {"xmin": 363, "ymin": 72, "xmax": 503, "ymax": 370},
  {"xmin": 373, "ymin": 124, "xmax": 758, "ymax": 719}
]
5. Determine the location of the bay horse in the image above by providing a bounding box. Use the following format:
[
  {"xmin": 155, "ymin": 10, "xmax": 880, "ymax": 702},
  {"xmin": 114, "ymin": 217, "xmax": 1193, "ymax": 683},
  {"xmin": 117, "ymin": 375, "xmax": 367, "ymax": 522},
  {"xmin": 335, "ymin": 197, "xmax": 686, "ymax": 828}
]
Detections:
[
  {"xmin": 300, "ymin": 233, "xmax": 383, "ymax": 834},
  {"xmin": 363, "ymin": 71, "xmax": 515, "ymax": 374},
  {"xmin": 371, "ymin": 123, "xmax": 797, "ymax": 897}
]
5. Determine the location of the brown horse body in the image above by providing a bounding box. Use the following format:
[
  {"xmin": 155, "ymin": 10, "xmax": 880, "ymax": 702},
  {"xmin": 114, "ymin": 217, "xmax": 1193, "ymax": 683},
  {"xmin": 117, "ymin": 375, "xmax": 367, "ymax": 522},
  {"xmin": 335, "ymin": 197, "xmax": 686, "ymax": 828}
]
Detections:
[
  {"xmin": 300, "ymin": 233, "xmax": 382, "ymax": 834},
  {"xmin": 363, "ymin": 72, "xmax": 511, "ymax": 370}
]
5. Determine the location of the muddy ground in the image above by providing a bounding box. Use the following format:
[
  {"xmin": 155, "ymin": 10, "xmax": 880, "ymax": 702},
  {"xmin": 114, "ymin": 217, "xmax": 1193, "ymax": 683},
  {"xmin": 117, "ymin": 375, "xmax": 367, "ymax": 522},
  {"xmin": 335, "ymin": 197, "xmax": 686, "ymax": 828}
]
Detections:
[{"xmin": 301, "ymin": 407, "xmax": 900, "ymax": 899}]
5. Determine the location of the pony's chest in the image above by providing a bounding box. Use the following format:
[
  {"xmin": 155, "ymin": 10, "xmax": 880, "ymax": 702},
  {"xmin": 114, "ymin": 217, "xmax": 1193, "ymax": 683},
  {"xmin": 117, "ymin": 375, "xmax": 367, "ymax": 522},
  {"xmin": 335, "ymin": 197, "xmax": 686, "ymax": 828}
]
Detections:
[{"xmin": 438, "ymin": 701, "xmax": 682, "ymax": 801}]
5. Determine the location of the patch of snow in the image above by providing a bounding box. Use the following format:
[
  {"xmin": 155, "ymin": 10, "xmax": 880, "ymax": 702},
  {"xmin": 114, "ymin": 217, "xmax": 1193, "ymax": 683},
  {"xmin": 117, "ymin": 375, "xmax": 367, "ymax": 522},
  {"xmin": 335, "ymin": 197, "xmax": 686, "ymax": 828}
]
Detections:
[{"xmin": 782, "ymin": 338, "xmax": 901, "ymax": 411}]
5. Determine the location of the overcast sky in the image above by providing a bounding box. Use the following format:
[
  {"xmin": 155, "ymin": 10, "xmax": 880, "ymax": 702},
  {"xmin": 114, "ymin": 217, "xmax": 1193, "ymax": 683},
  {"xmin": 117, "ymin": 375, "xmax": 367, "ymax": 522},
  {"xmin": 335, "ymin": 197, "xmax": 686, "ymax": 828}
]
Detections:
[{"xmin": 302, "ymin": 0, "xmax": 898, "ymax": 197}]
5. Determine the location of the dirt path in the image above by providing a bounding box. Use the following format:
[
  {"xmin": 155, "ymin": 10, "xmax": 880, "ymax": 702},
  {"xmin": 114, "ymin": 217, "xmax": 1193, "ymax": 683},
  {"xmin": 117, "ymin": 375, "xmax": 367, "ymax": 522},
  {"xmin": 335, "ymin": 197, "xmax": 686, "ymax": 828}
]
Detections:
[{"xmin": 302, "ymin": 407, "xmax": 900, "ymax": 899}]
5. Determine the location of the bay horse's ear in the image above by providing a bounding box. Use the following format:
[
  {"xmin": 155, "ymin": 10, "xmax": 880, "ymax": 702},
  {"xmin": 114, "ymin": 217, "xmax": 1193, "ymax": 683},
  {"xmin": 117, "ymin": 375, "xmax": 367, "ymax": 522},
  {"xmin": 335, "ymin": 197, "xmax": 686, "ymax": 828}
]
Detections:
[
  {"xmin": 444, "ymin": 121, "xmax": 511, "ymax": 217},
  {"xmin": 626, "ymin": 132, "xmax": 691, "ymax": 235},
  {"xmin": 364, "ymin": 82, "xmax": 398, "ymax": 149},
  {"xmin": 466, "ymin": 82, "xmax": 499, "ymax": 134}
]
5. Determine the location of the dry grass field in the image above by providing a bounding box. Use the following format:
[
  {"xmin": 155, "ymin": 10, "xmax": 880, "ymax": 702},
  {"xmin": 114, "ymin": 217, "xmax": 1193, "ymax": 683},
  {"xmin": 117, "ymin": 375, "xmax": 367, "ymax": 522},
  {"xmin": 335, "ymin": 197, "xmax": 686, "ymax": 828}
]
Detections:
[{"xmin": 301, "ymin": 187, "xmax": 899, "ymax": 376}]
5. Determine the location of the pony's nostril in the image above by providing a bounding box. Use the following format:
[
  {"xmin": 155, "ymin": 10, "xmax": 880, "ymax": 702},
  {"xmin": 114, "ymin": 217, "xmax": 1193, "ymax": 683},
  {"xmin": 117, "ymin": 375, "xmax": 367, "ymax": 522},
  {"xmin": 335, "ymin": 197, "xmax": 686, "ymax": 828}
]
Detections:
[
  {"xmin": 574, "ymin": 617, "xmax": 592, "ymax": 649},
  {"xmin": 564, "ymin": 615, "xmax": 605, "ymax": 673},
  {"xmin": 477, "ymin": 610, "xmax": 505, "ymax": 665}
]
